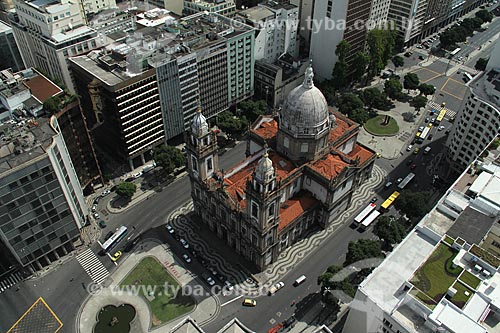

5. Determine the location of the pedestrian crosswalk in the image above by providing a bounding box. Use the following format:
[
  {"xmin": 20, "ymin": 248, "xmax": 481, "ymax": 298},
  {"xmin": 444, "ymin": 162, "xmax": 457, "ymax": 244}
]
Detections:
[
  {"xmin": 77, "ymin": 248, "xmax": 109, "ymax": 284},
  {"xmin": 428, "ymin": 101, "xmax": 457, "ymax": 119},
  {"xmin": 0, "ymin": 271, "xmax": 24, "ymax": 293}
]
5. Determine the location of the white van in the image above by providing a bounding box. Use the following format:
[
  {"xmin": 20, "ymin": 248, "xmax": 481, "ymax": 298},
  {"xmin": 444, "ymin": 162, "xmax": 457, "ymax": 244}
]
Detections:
[{"xmin": 293, "ymin": 275, "xmax": 307, "ymax": 287}]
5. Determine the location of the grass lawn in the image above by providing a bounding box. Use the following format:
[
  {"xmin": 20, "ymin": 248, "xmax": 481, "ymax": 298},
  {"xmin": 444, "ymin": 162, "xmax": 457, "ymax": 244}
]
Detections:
[
  {"xmin": 364, "ymin": 115, "xmax": 399, "ymax": 135},
  {"xmin": 450, "ymin": 282, "xmax": 474, "ymax": 309},
  {"xmin": 443, "ymin": 235, "xmax": 455, "ymax": 245},
  {"xmin": 411, "ymin": 244, "xmax": 463, "ymax": 305},
  {"xmin": 121, "ymin": 257, "xmax": 195, "ymax": 326},
  {"xmin": 459, "ymin": 270, "xmax": 481, "ymax": 289}
]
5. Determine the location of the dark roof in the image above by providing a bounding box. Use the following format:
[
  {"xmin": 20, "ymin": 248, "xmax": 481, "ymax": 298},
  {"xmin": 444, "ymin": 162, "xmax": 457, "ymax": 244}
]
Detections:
[{"xmin": 447, "ymin": 206, "xmax": 497, "ymax": 245}]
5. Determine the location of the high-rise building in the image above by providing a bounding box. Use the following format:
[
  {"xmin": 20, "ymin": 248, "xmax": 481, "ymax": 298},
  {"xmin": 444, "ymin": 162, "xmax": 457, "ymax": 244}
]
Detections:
[
  {"xmin": 446, "ymin": 41, "xmax": 500, "ymax": 174},
  {"xmin": 183, "ymin": 0, "xmax": 236, "ymax": 16},
  {"xmin": 290, "ymin": 0, "xmax": 314, "ymax": 49},
  {"xmin": 309, "ymin": 0, "xmax": 372, "ymax": 80},
  {"xmin": 0, "ymin": 21, "xmax": 23, "ymax": 72},
  {"xmin": 387, "ymin": 0, "xmax": 427, "ymax": 46},
  {"xmin": 0, "ymin": 116, "xmax": 88, "ymax": 275},
  {"xmin": 343, "ymin": 137, "xmax": 500, "ymax": 333},
  {"xmin": 187, "ymin": 65, "xmax": 375, "ymax": 270},
  {"xmin": 238, "ymin": 2, "xmax": 298, "ymax": 63},
  {"xmin": 153, "ymin": 11, "xmax": 254, "ymax": 141},
  {"xmin": 10, "ymin": 0, "xmax": 112, "ymax": 92},
  {"xmin": 0, "ymin": 0, "xmax": 14, "ymax": 23}
]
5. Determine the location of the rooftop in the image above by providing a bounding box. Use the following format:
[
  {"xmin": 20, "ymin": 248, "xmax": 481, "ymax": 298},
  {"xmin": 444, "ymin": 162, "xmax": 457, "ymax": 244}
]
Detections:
[
  {"xmin": 279, "ymin": 191, "xmax": 318, "ymax": 231},
  {"xmin": 446, "ymin": 206, "xmax": 497, "ymax": 245},
  {"xmin": 309, "ymin": 154, "xmax": 349, "ymax": 180},
  {"xmin": 22, "ymin": 71, "xmax": 63, "ymax": 102}
]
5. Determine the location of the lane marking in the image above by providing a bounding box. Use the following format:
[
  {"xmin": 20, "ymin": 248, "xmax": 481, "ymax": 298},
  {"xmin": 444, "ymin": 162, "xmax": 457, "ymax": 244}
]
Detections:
[{"xmin": 221, "ymin": 295, "xmax": 243, "ymax": 307}]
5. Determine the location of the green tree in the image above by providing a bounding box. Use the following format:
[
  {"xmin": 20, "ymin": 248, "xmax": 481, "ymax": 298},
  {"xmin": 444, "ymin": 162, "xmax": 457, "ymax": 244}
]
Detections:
[
  {"xmin": 352, "ymin": 52, "xmax": 370, "ymax": 83},
  {"xmin": 344, "ymin": 239, "xmax": 382, "ymax": 266},
  {"xmin": 317, "ymin": 265, "xmax": 342, "ymax": 285},
  {"xmin": 217, "ymin": 111, "xmax": 249, "ymax": 136},
  {"xmin": 394, "ymin": 191, "xmax": 430, "ymax": 218},
  {"xmin": 418, "ymin": 83, "xmax": 436, "ymax": 96},
  {"xmin": 363, "ymin": 88, "xmax": 389, "ymax": 110},
  {"xmin": 404, "ymin": 73, "xmax": 420, "ymax": 91},
  {"xmin": 239, "ymin": 100, "xmax": 267, "ymax": 123},
  {"xmin": 393, "ymin": 33, "xmax": 405, "ymax": 54},
  {"xmin": 374, "ymin": 216, "xmax": 407, "ymax": 250},
  {"xmin": 116, "ymin": 182, "xmax": 137, "ymax": 200},
  {"xmin": 153, "ymin": 145, "xmax": 186, "ymax": 175},
  {"xmin": 384, "ymin": 78, "xmax": 403, "ymax": 99},
  {"xmin": 43, "ymin": 96, "xmax": 62, "ymax": 113},
  {"xmin": 391, "ymin": 55, "xmax": 404, "ymax": 72},
  {"xmin": 475, "ymin": 57, "xmax": 489, "ymax": 71},
  {"xmin": 336, "ymin": 93, "xmax": 368, "ymax": 123},
  {"xmin": 476, "ymin": 9, "xmax": 493, "ymax": 23},
  {"xmin": 331, "ymin": 40, "xmax": 351, "ymax": 89},
  {"xmin": 412, "ymin": 95, "xmax": 428, "ymax": 111},
  {"xmin": 489, "ymin": 139, "xmax": 500, "ymax": 150},
  {"xmin": 367, "ymin": 29, "xmax": 387, "ymax": 78},
  {"xmin": 321, "ymin": 291, "xmax": 341, "ymax": 314}
]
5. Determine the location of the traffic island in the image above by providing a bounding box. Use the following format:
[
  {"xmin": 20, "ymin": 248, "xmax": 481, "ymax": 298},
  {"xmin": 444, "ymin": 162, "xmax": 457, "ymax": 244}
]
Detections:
[{"xmin": 364, "ymin": 115, "xmax": 400, "ymax": 136}]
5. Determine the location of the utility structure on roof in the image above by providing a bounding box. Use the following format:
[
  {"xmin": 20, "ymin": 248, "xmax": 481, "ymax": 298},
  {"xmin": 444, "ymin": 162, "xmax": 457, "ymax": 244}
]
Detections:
[{"xmin": 186, "ymin": 62, "xmax": 377, "ymax": 270}]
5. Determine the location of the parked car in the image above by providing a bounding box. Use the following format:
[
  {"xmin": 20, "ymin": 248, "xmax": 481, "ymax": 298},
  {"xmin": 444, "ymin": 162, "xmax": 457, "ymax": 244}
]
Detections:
[
  {"xmin": 385, "ymin": 181, "xmax": 393, "ymax": 188},
  {"xmin": 111, "ymin": 251, "xmax": 122, "ymax": 262},
  {"xmin": 179, "ymin": 238, "xmax": 189, "ymax": 249},
  {"xmin": 182, "ymin": 254, "xmax": 192, "ymax": 263},
  {"xmin": 407, "ymin": 144, "xmax": 413, "ymax": 151},
  {"xmin": 165, "ymin": 224, "xmax": 175, "ymax": 234},
  {"xmin": 224, "ymin": 280, "xmax": 234, "ymax": 291},
  {"xmin": 93, "ymin": 212, "xmax": 100, "ymax": 219},
  {"xmin": 438, "ymin": 125, "xmax": 445, "ymax": 131},
  {"xmin": 91, "ymin": 204, "xmax": 97, "ymax": 212},
  {"xmin": 414, "ymin": 147, "xmax": 420, "ymax": 155},
  {"xmin": 98, "ymin": 220, "xmax": 107, "ymax": 228},
  {"xmin": 206, "ymin": 276, "xmax": 216, "ymax": 286},
  {"xmin": 101, "ymin": 189, "xmax": 111, "ymax": 197},
  {"xmin": 133, "ymin": 171, "xmax": 142, "ymax": 178}
]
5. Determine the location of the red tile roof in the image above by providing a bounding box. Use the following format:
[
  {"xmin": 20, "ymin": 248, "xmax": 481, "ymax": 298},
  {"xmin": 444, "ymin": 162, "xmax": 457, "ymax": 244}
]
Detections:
[
  {"xmin": 279, "ymin": 192, "xmax": 318, "ymax": 231},
  {"xmin": 252, "ymin": 119, "xmax": 278, "ymax": 140},
  {"xmin": 328, "ymin": 111, "xmax": 358, "ymax": 143},
  {"xmin": 348, "ymin": 144, "xmax": 375, "ymax": 166},
  {"xmin": 23, "ymin": 73, "xmax": 63, "ymax": 103},
  {"xmin": 224, "ymin": 150, "xmax": 296, "ymax": 210},
  {"xmin": 310, "ymin": 154, "xmax": 349, "ymax": 180}
]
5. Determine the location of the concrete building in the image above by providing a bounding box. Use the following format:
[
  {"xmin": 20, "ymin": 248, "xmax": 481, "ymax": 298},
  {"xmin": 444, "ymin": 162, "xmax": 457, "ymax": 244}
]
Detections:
[
  {"xmin": 0, "ymin": 116, "xmax": 88, "ymax": 276},
  {"xmin": 368, "ymin": 0, "xmax": 391, "ymax": 29},
  {"xmin": 239, "ymin": 2, "xmax": 298, "ymax": 63},
  {"xmin": 0, "ymin": 21, "xmax": 23, "ymax": 72},
  {"xmin": 446, "ymin": 41, "xmax": 500, "ymax": 174},
  {"xmin": 183, "ymin": 0, "xmax": 236, "ymax": 16},
  {"xmin": 343, "ymin": 138, "xmax": 500, "ymax": 333},
  {"xmin": 10, "ymin": 0, "xmax": 111, "ymax": 92},
  {"xmin": 187, "ymin": 64, "xmax": 375, "ymax": 270},
  {"xmin": 254, "ymin": 55, "xmax": 308, "ymax": 108},
  {"xmin": 309, "ymin": 0, "xmax": 372, "ymax": 80},
  {"xmin": 387, "ymin": 0, "xmax": 427, "ymax": 46},
  {"xmin": 0, "ymin": 0, "xmax": 14, "ymax": 23},
  {"xmin": 290, "ymin": 0, "xmax": 314, "ymax": 50},
  {"xmin": 153, "ymin": 11, "xmax": 254, "ymax": 141}
]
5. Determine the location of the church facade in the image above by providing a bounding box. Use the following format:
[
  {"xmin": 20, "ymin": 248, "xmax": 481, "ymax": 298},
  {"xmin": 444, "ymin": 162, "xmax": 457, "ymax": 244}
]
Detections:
[{"xmin": 185, "ymin": 64, "xmax": 376, "ymax": 271}]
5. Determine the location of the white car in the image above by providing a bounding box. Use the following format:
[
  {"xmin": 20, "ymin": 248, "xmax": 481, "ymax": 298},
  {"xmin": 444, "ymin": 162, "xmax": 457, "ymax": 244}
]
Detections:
[
  {"xmin": 179, "ymin": 238, "xmax": 189, "ymax": 249},
  {"xmin": 133, "ymin": 172, "xmax": 142, "ymax": 178},
  {"xmin": 418, "ymin": 126, "xmax": 425, "ymax": 132},
  {"xmin": 93, "ymin": 212, "xmax": 100, "ymax": 219},
  {"xmin": 406, "ymin": 145, "xmax": 413, "ymax": 151},
  {"xmin": 165, "ymin": 224, "xmax": 175, "ymax": 234},
  {"xmin": 396, "ymin": 178, "xmax": 403, "ymax": 184},
  {"xmin": 101, "ymin": 189, "xmax": 111, "ymax": 197},
  {"xmin": 182, "ymin": 254, "xmax": 192, "ymax": 263},
  {"xmin": 458, "ymin": 56, "xmax": 463, "ymax": 61},
  {"xmin": 206, "ymin": 276, "xmax": 216, "ymax": 286},
  {"xmin": 438, "ymin": 125, "xmax": 446, "ymax": 131},
  {"xmin": 91, "ymin": 204, "xmax": 97, "ymax": 212},
  {"xmin": 224, "ymin": 280, "xmax": 234, "ymax": 291}
]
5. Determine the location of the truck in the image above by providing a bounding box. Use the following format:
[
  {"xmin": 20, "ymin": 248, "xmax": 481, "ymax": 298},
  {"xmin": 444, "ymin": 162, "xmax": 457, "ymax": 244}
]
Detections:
[
  {"xmin": 268, "ymin": 281, "xmax": 285, "ymax": 295},
  {"xmin": 424, "ymin": 147, "xmax": 431, "ymax": 154},
  {"xmin": 142, "ymin": 162, "xmax": 156, "ymax": 173}
]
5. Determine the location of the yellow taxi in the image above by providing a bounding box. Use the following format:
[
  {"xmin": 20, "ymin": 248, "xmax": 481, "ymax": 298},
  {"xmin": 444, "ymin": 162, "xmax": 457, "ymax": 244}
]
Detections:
[
  {"xmin": 242, "ymin": 299, "xmax": 257, "ymax": 307},
  {"xmin": 111, "ymin": 251, "xmax": 122, "ymax": 262}
]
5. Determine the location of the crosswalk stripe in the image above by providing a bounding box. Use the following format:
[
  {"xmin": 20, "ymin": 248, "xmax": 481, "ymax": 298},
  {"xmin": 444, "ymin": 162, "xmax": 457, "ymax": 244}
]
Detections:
[{"xmin": 77, "ymin": 248, "xmax": 109, "ymax": 285}]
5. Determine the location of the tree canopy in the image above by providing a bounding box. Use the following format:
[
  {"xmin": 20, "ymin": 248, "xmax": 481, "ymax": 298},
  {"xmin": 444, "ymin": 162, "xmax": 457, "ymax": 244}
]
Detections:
[
  {"xmin": 394, "ymin": 190, "xmax": 431, "ymax": 218},
  {"xmin": 336, "ymin": 93, "xmax": 369, "ymax": 123},
  {"xmin": 239, "ymin": 100, "xmax": 267, "ymax": 123},
  {"xmin": 476, "ymin": 9, "xmax": 493, "ymax": 23},
  {"xmin": 418, "ymin": 83, "xmax": 436, "ymax": 96},
  {"xmin": 217, "ymin": 111, "xmax": 249, "ymax": 136},
  {"xmin": 344, "ymin": 239, "xmax": 382, "ymax": 266},
  {"xmin": 391, "ymin": 56, "xmax": 404, "ymax": 71},
  {"xmin": 362, "ymin": 87, "xmax": 390, "ymax": 110},
  {"xmin": 403, "ymin": 73, "xmax": 420, "ymax": 91},
  {"xmin": 331, "ymin": 40, "xmax": 351, "ymax": 89},
  {"xmin": 373, "ymin": 216, "xmax": 407, "ymax": 250},
  {"xmin": 153, "ymin": 145, "xmax": 186, "ymax": 175},
  {"xmin": 411, "ymin": 95, "xmax": 428, "ymax": 111},
  {"xmin": 116, "ymin": 182, "xmax": 137, "ymax": 199},
  {"xmin": 384, "ymin": 78, "xmax": 403, "ymax": 99},
  {"xmin": 352, "ymin": 52, "xmax": 370, "ymax": 83}
]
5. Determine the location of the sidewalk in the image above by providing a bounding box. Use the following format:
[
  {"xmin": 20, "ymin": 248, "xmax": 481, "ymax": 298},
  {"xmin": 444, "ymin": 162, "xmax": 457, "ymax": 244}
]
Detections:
[{"xmin": 77, "ymin": 239, "xmax": 219, "ymax": 333}]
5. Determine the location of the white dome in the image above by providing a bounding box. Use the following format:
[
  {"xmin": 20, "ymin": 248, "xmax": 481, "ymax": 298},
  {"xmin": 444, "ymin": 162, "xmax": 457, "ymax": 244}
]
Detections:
[
  {"xmin": 280, "ymin": 62, "xmax": 329, "ymax": 136},
  {"xmin": 191, "ymin": 109, "xmax": 209, "ymax": 136},
  {"xmin": 255, "ymin": 151, "xmax": 274, "ymax": 182}
]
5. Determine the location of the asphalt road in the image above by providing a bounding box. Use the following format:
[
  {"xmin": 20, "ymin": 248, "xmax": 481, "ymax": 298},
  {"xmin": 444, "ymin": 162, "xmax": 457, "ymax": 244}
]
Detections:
[{"xmin": 454, "ymin": 13, "xmax": 500, "ymax": 60}]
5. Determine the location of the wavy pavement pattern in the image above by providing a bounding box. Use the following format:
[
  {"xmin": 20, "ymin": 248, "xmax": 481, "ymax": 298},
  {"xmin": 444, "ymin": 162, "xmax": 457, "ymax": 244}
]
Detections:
[{"xmin": 167, "ymin": 165, "xmax": 386, "ymax": 291}]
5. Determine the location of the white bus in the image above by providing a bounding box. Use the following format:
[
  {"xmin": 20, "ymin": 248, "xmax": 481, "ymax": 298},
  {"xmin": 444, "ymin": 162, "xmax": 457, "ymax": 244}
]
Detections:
[
  {"xmin": 450, "ymin": 48, "xmax": 461, "ymax": 56},
  {"xmin": 360, "ymin": 210, "xmax": 381, "ymax": 230},
  {"xmin": 419, "ymin": 126, "xmax": 431, "ymax": 140},
  {"xmin": 354, "ymin": 203, "xmax": 377, "ymax": 225},
  {"xmin": 398, "ymin": 173, "xmax": 415, "ymax": 190},
  {"xmin": 100, "ymin": 226, "xmax": 128, "ymax": 253}
]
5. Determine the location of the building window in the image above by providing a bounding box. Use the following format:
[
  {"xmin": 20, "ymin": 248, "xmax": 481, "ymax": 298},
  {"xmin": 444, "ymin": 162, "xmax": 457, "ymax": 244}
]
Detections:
[
  {"xmin": 283, "ymin": 137, "xmax": 289, "ymax": 148},
  {"xmin": 268, "ymin": 203, "xmax": 275, "ymax": 217},
  {"xmin": 301, "ymin": 143, "xmax": 308, "ymax": 152},
  {"xmin": 191, "ymin": 156, "xmax": 198, "ymax": 172},
  {"xmin": 207, "ymin": 157, "xmax": 213, "ymax": 172},
  {"xmin": 252, "ymin": 202, "xmax": 259, "ymax": 218}
]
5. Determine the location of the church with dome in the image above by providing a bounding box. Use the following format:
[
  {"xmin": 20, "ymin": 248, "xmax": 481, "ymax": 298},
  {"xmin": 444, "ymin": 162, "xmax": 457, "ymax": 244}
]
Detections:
[{"xmin": 185, "ymin": 63, "xmax": 376, "ymax": 270}]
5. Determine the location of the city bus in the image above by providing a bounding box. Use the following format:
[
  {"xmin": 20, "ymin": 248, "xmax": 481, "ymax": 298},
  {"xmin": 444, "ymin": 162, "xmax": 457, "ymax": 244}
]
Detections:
[
  {"xmin": 353, "ymin": 203, "xmax": 377, "ymax": 225},
  {"xmin": 450, "ymin": 48, "xmax": 461, "ymax": 56},
  {"xmin": 381, "ymin": 191, "xmax": 400, "ymax": 211},
  {"xmin": 398, "ymin": 173, "xmax": 415, "ymax": 190},
  {"xmin": 359, "ymin": 210, "xmax": 381, "ymax": 231},
  {"xmin": 100, "ymin": 226, "xmax": 128, "ymax": 253},
  {"xmin": 419, "ymin": 126, "xmax": 431, "ymax": 140},
  {"xmin": 435, "ymin": 109, "xmax": 447, "ymax": 124}
]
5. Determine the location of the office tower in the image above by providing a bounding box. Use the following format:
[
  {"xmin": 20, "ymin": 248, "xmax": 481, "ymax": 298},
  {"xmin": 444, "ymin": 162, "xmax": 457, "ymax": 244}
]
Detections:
[{"xmin": 0, "ymin": 21, "xmax": 24, "ymax": 72}]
